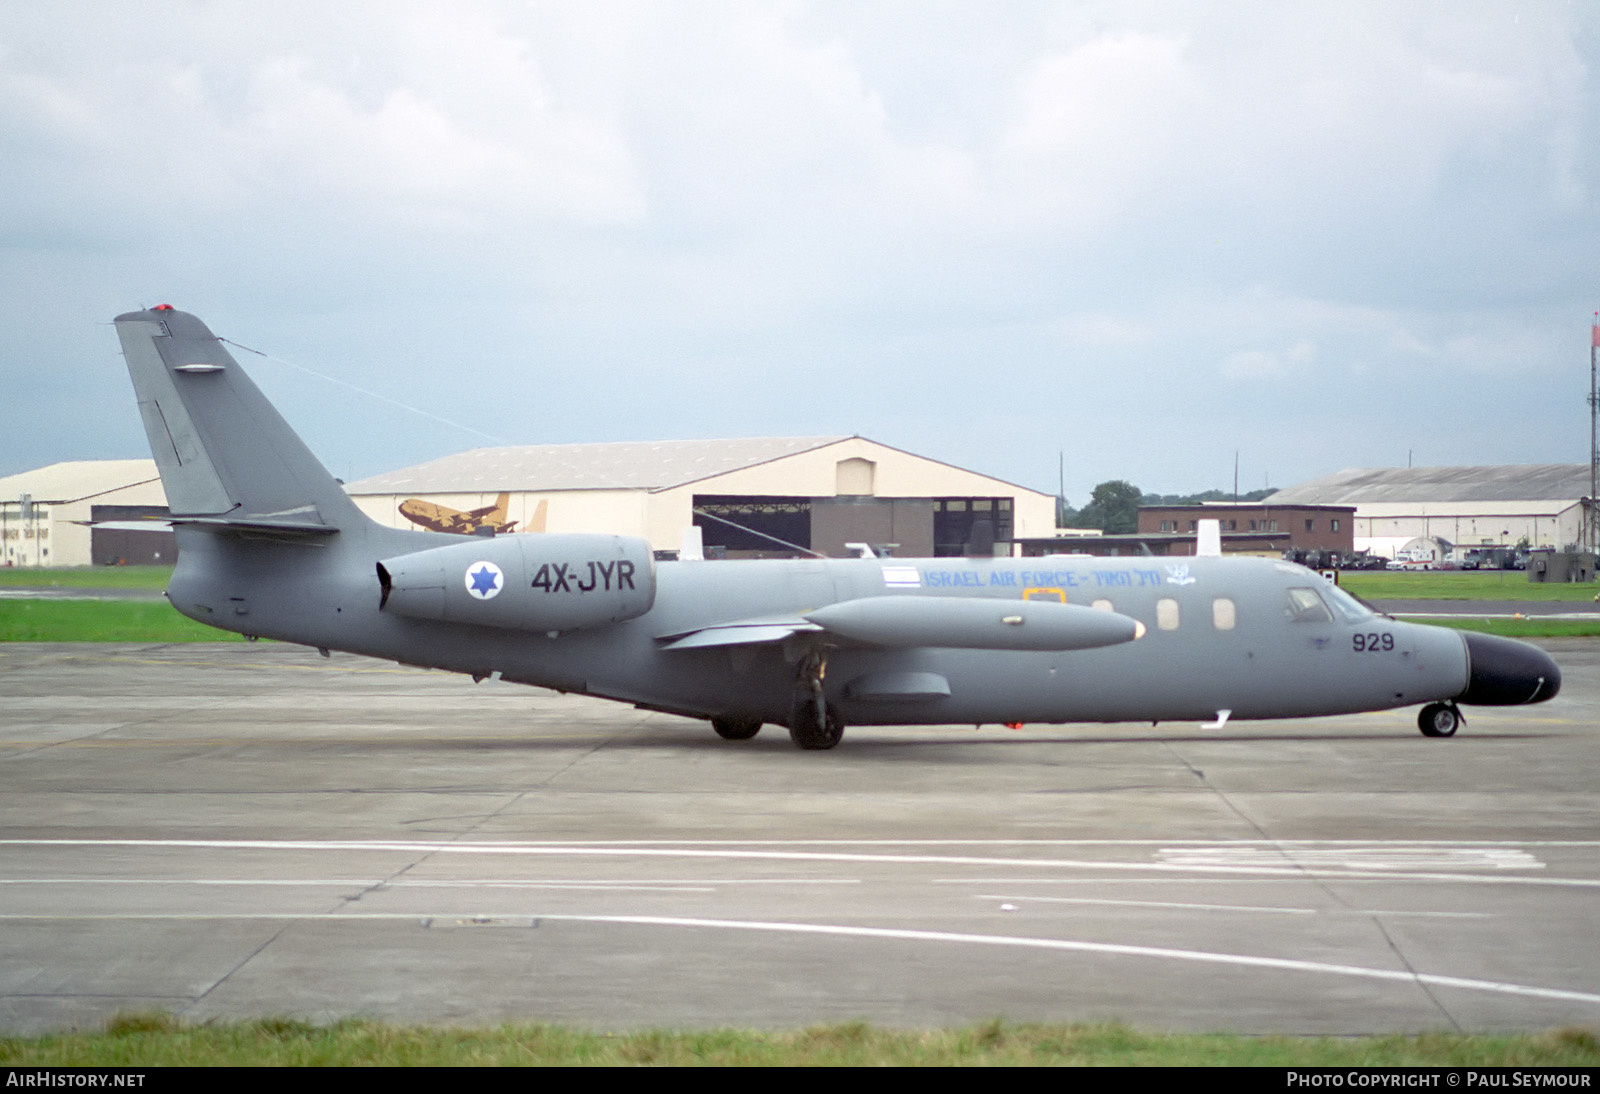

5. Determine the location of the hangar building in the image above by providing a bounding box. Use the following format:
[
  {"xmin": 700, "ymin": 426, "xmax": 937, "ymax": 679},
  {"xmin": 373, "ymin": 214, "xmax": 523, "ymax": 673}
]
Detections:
[
  {"xmin": 0, "ymin": 460, "xmax": 172, "ymax": 568},
  {"xmin": 1267, "ymin": 464, "xmax": 1591, "ymax": 553},
  {"xmin": 346, "ymin": 436, "xmax": 1057, "ymax": 558}
]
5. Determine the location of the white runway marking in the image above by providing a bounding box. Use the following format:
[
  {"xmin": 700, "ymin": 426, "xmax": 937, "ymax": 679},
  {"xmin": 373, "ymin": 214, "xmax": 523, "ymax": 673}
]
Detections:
[
  {"xmin": 4, "ymin": 839, "xmax": 1591, "ymax": 887},
  {"xmin": 7, "ymin": 838, "xmax": 1591, "ymax": 847},
  {"xmin": 1156, "ymin": 846, "xmax": 1544, "ymax": 871},
  {"xmin": 7, "ymin": 839, "xmax": 1597, "ymax": 1013},
  {"xmin": 558, "ymin": 915, "xmax": 1600, "ymax": 1008},
  {"xmin": 975, "ymin": 894, "xmax": 1492, "ymax": 918},
  {"xmin": 0, "ymin": 877, "xmax": 859, "ymax": 890},
  {"xmin": 980, "ymin": 894, "xmax": 1317, "ymax": 914},
  {"xmin": 0, "ymin": 909, "xmax": 1592, "ymax": 1008}
]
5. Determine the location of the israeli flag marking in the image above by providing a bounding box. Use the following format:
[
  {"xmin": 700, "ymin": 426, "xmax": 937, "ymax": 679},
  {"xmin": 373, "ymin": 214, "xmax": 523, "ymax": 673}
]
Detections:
[
  {"xmin": 882, "ymin": 566, "xmax": 922, "ymax": 589},
  {"xmin": 466, "ymin": 561, "xmax": 503, "ymax": 600}
]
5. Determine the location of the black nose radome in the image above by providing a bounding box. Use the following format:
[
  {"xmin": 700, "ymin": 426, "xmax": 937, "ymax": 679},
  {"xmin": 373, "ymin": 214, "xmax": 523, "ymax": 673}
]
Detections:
[{"xmin": 1458, "ymin": 631, "xmax": 1561, "ymax": 706}]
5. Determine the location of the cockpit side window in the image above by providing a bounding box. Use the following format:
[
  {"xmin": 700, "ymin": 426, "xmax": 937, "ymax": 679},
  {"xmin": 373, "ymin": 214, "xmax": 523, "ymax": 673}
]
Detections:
[
  {"xmin": 1320, "ymin": 582, "xmax": 1374, "ymax": 623},
  {"xmin": 1285, "ymin": 586, "xmax": 1333, "ymax": 623}
]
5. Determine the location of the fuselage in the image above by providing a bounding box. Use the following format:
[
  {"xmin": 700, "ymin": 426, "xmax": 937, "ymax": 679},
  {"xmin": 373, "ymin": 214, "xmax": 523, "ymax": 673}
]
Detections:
[
  {"xmin": 120, "ymin": 304, "xmax": 1559, "ymax": 749},
  {"xmin": 164, "ymin": 521, "xmax": 1522, "ymax": 730}
]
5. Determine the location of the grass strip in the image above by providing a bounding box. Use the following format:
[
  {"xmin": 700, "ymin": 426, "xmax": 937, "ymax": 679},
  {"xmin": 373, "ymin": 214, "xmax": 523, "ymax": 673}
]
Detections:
[
  {"xmin": 1340, "ymin": 571, "xmax": 1600, "ymax": 602},
  {"xmin": 1396, "ymin": 616, "xmax": 1600, "ymax": 639},
  {"xmin": 2, "ymin": 1016, "xmax": 1597, "ymax": 1067},
  {"xmin": 0, "ymin": 599, "xmax": 247, "ymax": 642},
  {"xmin": 0, "ymin": 565, "xmax": 174, "ymax": 589}
]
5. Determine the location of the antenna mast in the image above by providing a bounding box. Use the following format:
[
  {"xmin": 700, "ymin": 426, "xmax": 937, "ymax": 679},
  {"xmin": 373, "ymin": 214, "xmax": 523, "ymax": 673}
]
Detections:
[{"xmin": 1590, "ymin": 315, "xmax": 1599, "ymax": 553}]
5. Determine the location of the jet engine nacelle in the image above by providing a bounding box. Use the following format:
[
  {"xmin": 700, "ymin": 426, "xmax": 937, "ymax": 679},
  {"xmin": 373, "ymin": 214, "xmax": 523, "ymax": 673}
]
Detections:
[{"xmin": 378, "ymin": 533, "xmax": 656, "ymax": 632}]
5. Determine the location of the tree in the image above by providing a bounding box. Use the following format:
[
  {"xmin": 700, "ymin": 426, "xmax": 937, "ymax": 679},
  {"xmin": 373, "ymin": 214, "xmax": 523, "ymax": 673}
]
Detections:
[
  {"xmin": 1140, "ymin": 487, "xmax": 1276, "ymax": 506},
  {"xmin": 1076, "ymin": 479, "xmax": 1142, "ymax": 534}
]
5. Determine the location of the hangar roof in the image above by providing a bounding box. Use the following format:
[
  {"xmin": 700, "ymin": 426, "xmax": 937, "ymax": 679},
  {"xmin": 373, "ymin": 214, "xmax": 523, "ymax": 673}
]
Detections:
[
  {"xmin": 0, "ymin": 460, "xmax": 160, "ymax": 504},
  {"xmin": 346, "ymin": 437, "xmax": 857, "ymax": 494},
  {"xmin": 1269, "ymin": 464, "xmax": 1590, "ymax": 505}
]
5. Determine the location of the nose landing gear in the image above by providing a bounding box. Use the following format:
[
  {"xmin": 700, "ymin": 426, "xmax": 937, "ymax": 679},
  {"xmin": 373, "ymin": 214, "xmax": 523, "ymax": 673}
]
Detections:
[{"xmin": 1418, "ymin": 701, "xmax": 1463, "ymax": 738}]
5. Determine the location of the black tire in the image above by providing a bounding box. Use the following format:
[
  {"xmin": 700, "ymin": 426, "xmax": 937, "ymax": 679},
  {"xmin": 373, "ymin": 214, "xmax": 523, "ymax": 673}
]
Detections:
[
  {"xmin": 1418, "ymin": 702, "xmax": 1459, "ymax": 738},
  {"xmin": 711, "ymin": 717, "xmax": 762, "ymax": 741},
  {"xmin": 787, "ymin": 699, "xmax": 844, "ymax": 750}
]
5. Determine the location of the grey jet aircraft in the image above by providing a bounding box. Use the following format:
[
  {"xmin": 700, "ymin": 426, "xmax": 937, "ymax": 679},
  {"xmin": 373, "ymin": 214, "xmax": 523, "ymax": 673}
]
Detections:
[{"xmin": 115, "ymin": 307, "xmax": 1560, "ymax": 749}]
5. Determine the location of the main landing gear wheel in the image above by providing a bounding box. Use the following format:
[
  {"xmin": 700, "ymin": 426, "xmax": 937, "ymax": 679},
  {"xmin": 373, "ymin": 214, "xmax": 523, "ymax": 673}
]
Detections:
[
  {"xmin": 788, "ymin": 698, "xmax": 844, "ymax": 750},
  {"xmin": 787, "ymin": 646, "xmax": 843, "ymax": 750},
  {"xmin": 1418, "ymin": 702, "xmax": 1461, "ymax": 738},
  {"xmin": 712, "ymin": 717, "xmax": 762, "ymax": 741}
]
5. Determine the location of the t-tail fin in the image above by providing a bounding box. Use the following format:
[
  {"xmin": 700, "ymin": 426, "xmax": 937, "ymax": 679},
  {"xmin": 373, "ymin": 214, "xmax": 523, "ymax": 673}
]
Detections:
[{"xmin": 115, "ymin": 306, "xmax": 367, "ymax": 537}]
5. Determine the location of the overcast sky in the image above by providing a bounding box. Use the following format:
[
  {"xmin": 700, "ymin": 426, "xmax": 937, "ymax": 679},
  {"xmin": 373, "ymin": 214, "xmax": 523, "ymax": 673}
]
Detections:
[{"xmin": 3, "ymin": 1, "xmax": 1596, "ymax": 505}]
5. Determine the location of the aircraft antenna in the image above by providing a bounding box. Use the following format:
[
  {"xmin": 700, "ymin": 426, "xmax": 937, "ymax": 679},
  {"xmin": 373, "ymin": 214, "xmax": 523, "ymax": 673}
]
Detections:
[
  {"xmin": 219, "ymin": 338, "xmax": 647, "ymax": 495},
  {"xmin": 222, "ymin": 338, "xmax": 513, "ymax": 446},
  {"xmin": 1589, "ymin": 314, "xmax": 1599, "ymax": 553}
]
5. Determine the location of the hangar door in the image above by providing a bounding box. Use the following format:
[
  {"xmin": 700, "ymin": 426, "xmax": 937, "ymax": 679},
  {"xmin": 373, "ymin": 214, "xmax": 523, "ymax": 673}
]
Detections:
[
  {"xmin": 693, "ymin": 494, "xmax": 1010, "ymax": 558},
  {"xmin": 693, "ymin": 496, "xmax": 812, "ymax": 555}
]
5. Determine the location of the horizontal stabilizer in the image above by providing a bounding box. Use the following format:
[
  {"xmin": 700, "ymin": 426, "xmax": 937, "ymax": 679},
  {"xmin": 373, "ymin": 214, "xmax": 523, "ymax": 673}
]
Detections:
[
  {"xmin": 81, "ymin": 513, "xmax": 335, "ymax": 539},
  {"xmin": 174, "ymin": 513, "xmax": 339, "ymax": 537},
  {"xmin": 73, "ymin": 519, "xmax": 173, "ymax": 532}
]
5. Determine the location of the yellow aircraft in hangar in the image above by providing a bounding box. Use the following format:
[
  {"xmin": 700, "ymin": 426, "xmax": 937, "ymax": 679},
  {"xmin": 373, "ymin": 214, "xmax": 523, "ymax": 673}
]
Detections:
[{"xmin": 399, "ymin": 493, "xmax": 547, "ymax": 536}]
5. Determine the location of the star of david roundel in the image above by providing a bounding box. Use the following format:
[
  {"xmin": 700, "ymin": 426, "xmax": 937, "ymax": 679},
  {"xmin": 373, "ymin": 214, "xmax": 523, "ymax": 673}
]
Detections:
[{"xmin": 465, "ymin": 561, "xmax": 503, "ymax": 600}]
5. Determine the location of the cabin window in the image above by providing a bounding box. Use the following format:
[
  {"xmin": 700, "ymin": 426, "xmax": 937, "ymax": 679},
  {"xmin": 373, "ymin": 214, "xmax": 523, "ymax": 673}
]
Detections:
[
  {"xmin": 1091, "ymin": 598, "xmax": 1114, "ymax": 613},
  {"xmin": 1156, "ymin": 598, "xmax": 1180, "ymax": 631},
  {"xmin": 1212, "ymin": 598, "xmax": 1236, "ymax": 631},
  {"xmin": 1285, "ymin": 587, "xmax": 1333, "ymax": 623}
]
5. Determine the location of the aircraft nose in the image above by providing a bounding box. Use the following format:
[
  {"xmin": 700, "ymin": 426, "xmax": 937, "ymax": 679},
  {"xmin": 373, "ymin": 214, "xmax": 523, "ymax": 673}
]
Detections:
[{"xmin": 1457, "ymin": 631, "xmax": 1561, "ymax": 705}]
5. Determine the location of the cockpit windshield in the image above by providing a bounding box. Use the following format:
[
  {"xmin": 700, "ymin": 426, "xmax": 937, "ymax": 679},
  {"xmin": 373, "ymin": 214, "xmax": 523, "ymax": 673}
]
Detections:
[
  {"xmin": 1285, "ymin": 587, "xmax": 1333, "ymax": 623},
  {"xmin": 1321, "ymin": 581, "xmax": 1374, "ymax": 623},
  {"xmin": 1284, "ymin": 583, "xmax": 1373, "ymax": 625}
]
